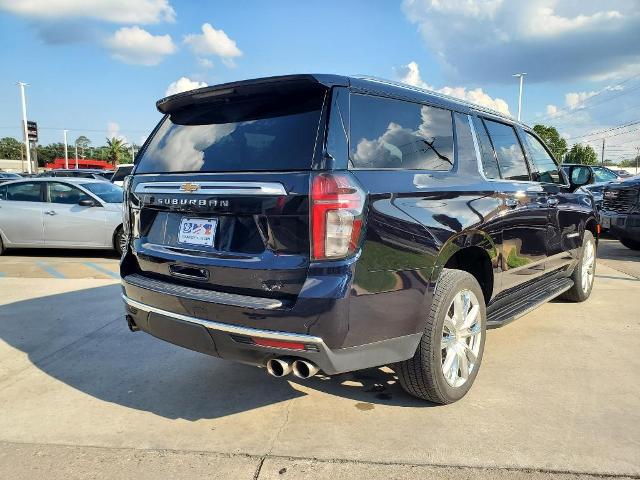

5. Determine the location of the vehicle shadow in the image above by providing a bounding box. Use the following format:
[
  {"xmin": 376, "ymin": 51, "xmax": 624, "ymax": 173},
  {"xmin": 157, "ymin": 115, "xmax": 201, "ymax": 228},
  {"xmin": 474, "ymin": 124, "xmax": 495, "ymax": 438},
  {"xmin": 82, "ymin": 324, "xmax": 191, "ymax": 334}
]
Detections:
[
  {"xmin": 3, "ymin": 248, "xmax": 119, "ymax": 259},
  {"xmin": 0, "ymin": 285, "xmax": 432, "ymax": 422}
]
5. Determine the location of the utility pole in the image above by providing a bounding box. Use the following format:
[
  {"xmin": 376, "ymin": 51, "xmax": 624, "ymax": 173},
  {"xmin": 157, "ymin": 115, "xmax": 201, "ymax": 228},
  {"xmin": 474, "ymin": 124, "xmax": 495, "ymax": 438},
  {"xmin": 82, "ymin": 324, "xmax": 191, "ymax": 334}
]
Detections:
[
  {"xmin": 63, "ymin": 130, "xmax": 69, "ymax": 169},
  {"xmin": 601, "ymin": 138, "xmax": 605, "ymax": 166},
  {"xmin": 17, "ymin": 82, "xmax": 32, "ymax": 175},
  {"xmin": 513, "ymin": 73, "xmax": 526, "ymax": 121},
  {"xmin": 130, "ymin": 144, "xmax": 135, "ymax": 162},
  {"xmin": 74, "ymin": 141, "xmax": 79, "ymax": 169}
]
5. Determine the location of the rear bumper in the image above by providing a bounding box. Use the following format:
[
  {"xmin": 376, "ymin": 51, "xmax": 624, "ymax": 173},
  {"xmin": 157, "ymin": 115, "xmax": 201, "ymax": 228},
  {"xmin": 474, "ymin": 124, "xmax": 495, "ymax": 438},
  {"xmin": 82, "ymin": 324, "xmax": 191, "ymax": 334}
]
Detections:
[
  {"xmin": 123, "ymin": 294, "xmax": 421, "ymax": 375},
  {"xmin": 601, "ymin": 211, "xmax": 640, "ymax": 241}
]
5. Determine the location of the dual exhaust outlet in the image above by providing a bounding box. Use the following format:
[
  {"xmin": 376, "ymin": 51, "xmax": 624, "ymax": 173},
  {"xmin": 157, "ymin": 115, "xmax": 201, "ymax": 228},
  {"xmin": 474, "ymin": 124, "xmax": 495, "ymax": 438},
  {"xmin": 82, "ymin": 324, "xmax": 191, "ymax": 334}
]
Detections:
[{"xmin": 266, "ymin": 358, "xmax": 319, "ymax": 379}]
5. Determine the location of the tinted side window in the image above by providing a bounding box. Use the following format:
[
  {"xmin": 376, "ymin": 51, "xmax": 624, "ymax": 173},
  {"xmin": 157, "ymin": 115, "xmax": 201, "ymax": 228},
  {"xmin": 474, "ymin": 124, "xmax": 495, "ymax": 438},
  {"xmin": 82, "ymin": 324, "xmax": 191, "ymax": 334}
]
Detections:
[
  {"xmin": 48, "ymin": 182, "xmax": 90, "ymax": 204},
  {"xmin": 523, "ymin": 132, "xmax": 562, "ymax": 184},
  {"xmin": 6, "ymin": 182, "xmax": 42, "ymax": 202},
  {"xmin": 483, "ymin": 120, "xmax": 529, "ymax": 181},
  {"xmin": 350, "ymin": 94, "xmax": 454, "ymax": 170},
  {"xmin": 472, "ymin": 116, "xmax": 500, "ymax": 179},
  {"xmin": 0, "ymin": 185, "xmax": 6, "ymax": 200},
  {"xmin": 453, "ymin": 113, "xmax": 477, "ymax": 167}
]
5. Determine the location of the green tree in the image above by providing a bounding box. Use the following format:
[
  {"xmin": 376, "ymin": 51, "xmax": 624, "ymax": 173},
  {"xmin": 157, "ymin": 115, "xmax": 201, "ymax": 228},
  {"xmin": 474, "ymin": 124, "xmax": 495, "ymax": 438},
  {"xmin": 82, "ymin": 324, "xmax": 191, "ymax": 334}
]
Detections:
[
  {"xmin": 0, "ymin": 137, "xmax": 24, "ymax": 160},
  {"xmin": 75, "ymin": 135, "xmax": 91, "ymax": 157},
  {"xmin": 532, "ymin": 124, "xmax": 568, "ymax": 162},
  {"xmin": 565, "ymin": 144, "xmax": 598, "ymax": 165},
  {"xmin": 105, "ymin": 137, "xmax": 127, "ymax": 166}
]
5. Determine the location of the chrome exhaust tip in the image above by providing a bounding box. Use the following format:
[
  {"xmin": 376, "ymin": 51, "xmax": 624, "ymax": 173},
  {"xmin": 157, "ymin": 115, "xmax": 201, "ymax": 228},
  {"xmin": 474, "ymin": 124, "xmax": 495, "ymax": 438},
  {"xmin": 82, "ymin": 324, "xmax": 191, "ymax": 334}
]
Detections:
[
  {"xmin": 266, "ymin": 358, "xmax": 292, "ymax": 378},
  {"xmin": 292, "ymin": 360, "xmax": 319, "ymax": 379}
]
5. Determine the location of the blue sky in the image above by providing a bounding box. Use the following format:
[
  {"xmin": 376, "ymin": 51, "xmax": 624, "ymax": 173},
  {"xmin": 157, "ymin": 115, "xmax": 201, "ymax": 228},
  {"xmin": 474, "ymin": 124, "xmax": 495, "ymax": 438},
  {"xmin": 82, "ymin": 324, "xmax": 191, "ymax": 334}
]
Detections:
[{"xmin": 0, "ymin": 0, "xmax": 639, "ymax": 161}]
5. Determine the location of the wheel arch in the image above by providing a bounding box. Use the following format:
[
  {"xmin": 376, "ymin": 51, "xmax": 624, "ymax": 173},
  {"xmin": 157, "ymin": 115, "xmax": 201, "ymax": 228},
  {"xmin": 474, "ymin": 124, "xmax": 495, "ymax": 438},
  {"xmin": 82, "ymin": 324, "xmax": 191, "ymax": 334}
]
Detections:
[{"xmin": 429, "ymin": 230, "xmax": 498, "ymax": 305}]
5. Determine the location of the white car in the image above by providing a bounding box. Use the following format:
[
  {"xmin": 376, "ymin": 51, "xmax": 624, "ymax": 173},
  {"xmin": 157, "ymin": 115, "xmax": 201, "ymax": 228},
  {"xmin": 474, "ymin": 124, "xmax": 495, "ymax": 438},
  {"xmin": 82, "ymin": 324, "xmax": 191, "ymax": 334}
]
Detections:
[{"xmin": 0, "ymin": 178, "xmax": 125, "ymax": 255}]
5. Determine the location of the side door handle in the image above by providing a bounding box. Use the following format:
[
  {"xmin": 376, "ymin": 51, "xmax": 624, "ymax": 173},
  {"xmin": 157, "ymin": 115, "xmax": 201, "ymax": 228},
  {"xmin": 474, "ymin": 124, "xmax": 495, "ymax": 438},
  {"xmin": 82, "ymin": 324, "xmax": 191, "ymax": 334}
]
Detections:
[
  {"xmin": 44, "ymin": 210, "xmax": 58, "ymax": 216},
  {"xmin": 546, "ymin": 197, "xmax": 559, "ymax": 207}
]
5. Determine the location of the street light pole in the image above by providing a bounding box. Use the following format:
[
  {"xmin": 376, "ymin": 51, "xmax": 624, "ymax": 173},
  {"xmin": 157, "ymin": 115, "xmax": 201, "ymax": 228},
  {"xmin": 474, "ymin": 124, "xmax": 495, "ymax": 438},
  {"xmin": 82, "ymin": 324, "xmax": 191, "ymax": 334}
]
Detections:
[
  {"xmin": 513, "ymin": 73, "xmax": 526, "ymax": 121},
  {"xmin": 74, "ymin": 141, "xmax": 79, "ymax": 169},
  {"xmin": 63, "ymin": 129, "xmax": 69, "ymax": 169},
  {"xmin": 17, "ymin": 82, "xmax": 32, "ymax": 175}
]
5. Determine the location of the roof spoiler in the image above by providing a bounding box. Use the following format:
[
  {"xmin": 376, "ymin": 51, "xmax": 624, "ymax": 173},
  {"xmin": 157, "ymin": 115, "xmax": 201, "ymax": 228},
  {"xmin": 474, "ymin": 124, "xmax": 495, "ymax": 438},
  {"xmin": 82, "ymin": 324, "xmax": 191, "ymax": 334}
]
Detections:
[{"xmin": 156, "ymin": 74, "xmax": 348, "ymax": 114}]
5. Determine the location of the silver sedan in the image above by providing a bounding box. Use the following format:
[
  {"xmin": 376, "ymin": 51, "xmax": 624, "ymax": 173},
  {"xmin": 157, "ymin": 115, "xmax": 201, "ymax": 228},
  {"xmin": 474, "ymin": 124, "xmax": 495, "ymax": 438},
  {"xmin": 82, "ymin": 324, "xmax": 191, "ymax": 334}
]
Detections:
[{"xmin": 0, "ymin": 178, "xmax": 125, "ymax": 255}]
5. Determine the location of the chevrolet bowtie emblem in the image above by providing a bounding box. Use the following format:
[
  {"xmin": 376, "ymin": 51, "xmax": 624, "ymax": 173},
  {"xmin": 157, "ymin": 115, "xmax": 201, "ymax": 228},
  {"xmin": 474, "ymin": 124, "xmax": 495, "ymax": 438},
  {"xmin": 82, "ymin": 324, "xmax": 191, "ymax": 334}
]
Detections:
[{"xmin": 180, "ymin": 182, "xmax": 200, "ymax": 193}]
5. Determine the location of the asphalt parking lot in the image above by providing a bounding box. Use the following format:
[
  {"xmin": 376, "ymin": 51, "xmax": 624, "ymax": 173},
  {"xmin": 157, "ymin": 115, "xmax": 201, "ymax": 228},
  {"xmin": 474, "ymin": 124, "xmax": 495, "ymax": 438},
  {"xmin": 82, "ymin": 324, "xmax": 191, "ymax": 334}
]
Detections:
[{"xmin": 0, "ymin": 238, "xmax": 638, "ymax": 479}]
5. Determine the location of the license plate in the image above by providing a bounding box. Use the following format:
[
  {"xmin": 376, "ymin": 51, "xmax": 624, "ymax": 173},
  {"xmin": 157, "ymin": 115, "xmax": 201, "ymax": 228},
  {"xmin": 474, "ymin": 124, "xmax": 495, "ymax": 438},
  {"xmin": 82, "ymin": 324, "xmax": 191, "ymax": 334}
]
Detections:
[
  {"xmin": 178, "ymin": 217, "xmax": 217, "ymax": 246},
  {"xmin": 600, "ymin": 215, "xmax": 611, "ymax": 229}
]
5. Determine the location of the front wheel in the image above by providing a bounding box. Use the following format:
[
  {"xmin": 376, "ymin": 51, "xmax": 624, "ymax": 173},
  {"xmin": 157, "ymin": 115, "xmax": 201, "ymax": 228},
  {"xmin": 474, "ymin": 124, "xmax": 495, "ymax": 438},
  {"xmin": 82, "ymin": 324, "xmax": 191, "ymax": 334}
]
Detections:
[
  {"xmin": 397, "ymin": 269, "xmax": 486, "ymax": 404},
  {"xmin": 619, "ymin": 237, "xmax": 640, "ymax": 251},
  {"xmin": 560, "ymin": 230, "xmax": 596, "ymax": 302}
]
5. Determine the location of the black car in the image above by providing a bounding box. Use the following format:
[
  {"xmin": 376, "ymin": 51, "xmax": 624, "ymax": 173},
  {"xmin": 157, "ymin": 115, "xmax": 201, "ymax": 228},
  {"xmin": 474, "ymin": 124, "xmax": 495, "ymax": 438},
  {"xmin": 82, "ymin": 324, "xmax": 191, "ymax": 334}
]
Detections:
[
  {"xmin": 40, "ymin": 168, "xmax": 112, "ymax": 180},
  {"xmin": 601, "ymin": 176, "xmax": 640, "ymax": 250},
  {"xmin": 120, "ymin": 74, "xmax": 598, "ymax": 404}
]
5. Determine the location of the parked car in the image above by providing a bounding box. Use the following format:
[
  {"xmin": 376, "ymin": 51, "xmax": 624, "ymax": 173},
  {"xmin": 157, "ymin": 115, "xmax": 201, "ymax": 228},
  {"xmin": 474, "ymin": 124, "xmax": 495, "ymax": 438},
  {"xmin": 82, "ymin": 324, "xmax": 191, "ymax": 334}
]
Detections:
[
  {"xmin": 600, "ymin": 175, "xmax": 640, "ymax": 250},
  {"xmin": 0, "ymin": 178, "xmax": 125, "ymax": 255},
  {"xmin": 39, "ymin": 168, "xmax": 112, "ymax": 181},
  {"xmin": 111, "ymin": 164, "xmax": 133, "ymax": 186},
  {"xmin": 0, "ymin": 172, "xmax": 23, "ymax": 181},
  {"xmin": 120, "ymin": 74, "xmax": 598, "ymax": 404},
  {"xmin": 615, "ymin": 169, "xmax": 634, "ymax": 178},
  {"xmin": 560, "ymin": 164, "xmax": 622, "ymax": 185}
]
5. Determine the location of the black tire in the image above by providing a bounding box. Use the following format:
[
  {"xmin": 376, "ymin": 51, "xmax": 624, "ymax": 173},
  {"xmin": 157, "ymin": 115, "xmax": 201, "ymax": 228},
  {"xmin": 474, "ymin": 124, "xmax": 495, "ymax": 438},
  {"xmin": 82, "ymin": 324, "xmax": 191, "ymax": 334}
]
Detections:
[
  {"xmin": 619, "ymin": 237, "xmax": 640, "ymax": 251},
  {"xmin": 113, "ymin": 226, "xmax": 126, "ymax": 256},
  {"xmin": 0, "ymin": 235, "xmax": 4, "ymax": 255},
  {"xmin": 560, "ymin": 230, "xmax": 596, "ymax": 302},
  {"xmin": 396, "ymin": 269, "xmax": 487, "ymax": 404}
]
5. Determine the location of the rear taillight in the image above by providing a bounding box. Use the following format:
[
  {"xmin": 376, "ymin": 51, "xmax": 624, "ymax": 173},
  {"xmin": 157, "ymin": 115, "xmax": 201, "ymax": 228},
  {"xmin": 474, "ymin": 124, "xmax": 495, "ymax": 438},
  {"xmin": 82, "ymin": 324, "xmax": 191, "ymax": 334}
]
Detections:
[{"xmin": 310, "ymin": 172, "xmax": 366, "ymax": 260}]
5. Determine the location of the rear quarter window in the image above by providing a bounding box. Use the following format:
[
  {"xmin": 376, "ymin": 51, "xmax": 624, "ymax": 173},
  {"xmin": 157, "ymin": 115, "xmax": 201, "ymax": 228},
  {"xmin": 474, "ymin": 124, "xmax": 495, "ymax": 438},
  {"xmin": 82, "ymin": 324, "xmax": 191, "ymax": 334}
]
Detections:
[{"xmin": 349, "ymin": 94, "xmax": 454, "ymax": 171}]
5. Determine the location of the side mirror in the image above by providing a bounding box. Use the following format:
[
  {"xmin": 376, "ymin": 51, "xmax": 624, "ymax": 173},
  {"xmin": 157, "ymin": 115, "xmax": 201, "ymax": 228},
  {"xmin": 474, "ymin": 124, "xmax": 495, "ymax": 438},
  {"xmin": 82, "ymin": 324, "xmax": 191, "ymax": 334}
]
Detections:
[
  {"xmin": 79, "ymin": 198, "xmax": 96, "ymax": 207},
  {"xmin": 568, "ymin": 166, "xmax": 593, "ymax": 191}
]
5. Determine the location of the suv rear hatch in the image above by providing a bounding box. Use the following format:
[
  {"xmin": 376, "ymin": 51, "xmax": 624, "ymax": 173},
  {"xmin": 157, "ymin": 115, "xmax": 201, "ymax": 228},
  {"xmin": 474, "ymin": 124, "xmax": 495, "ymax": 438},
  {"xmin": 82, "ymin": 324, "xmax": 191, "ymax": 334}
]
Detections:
[{"xmin": 124, "ymin": 76, "xmax": 338, "ymax": 304}]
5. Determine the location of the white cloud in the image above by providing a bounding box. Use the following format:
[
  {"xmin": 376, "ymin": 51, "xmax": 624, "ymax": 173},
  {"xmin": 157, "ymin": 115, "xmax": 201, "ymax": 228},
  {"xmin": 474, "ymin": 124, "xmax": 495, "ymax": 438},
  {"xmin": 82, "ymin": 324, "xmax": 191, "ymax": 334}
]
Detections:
[
  {"xmin": 402, "ymin": 0, "xmax": 640, "ymax": 82},
  {"xmin": 184, "ymin": 23, "xmax": 242, "ymax": 61},
  {"xmin": 0, "ymin": 0, "xmax": 175, "ymax": 24},
  {"xmin": 398, "ymin": 61, "xmax": 511, "ymax": 116},
  {"xmin": 105, "ymin": 26, "xmax": 176, "ymax": 66},
  {"xmin": 565, "ymin": 91, "xmax": 598, "ymax": 109},
  {"xmin": 165, "ymin": 77, "xmax": 208, "ymax": 96},
  {"xmin": 546, "ymin": 104, "xmax": 558, "ymax": 117},
  {"xmin": 107, "ymin": 121, "xmax": 128, "ymax": 144},
  {"xmin": 197, "ymin": 57, "xmax": 214, "ymax": 69}
]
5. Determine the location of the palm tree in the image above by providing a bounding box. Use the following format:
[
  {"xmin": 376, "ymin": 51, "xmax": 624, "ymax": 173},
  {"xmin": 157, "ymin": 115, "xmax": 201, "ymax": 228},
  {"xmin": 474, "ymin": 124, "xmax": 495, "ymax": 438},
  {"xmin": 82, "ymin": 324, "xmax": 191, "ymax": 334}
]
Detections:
[{"xmin": 105, "ymin": 137, "xmax": 127, "ymax": 166}]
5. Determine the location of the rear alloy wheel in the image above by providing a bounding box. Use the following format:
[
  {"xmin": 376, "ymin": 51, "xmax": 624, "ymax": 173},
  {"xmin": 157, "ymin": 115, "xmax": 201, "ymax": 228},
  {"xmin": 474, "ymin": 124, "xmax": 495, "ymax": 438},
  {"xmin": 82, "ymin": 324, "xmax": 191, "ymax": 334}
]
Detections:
[
  {"xmin": 560, "ymin": 230, "xmax": 596, "ymax": 302},
  {"xmin": 114, "ymin": 227, "xmax": 127, "ymax": 256},
  {"xmin": 397, "ymin": 269, "xmax": 486, "ymax": 404},
  {"xmin": 619, "ymin": 237, "xmax": 640, "ymax": 251}
]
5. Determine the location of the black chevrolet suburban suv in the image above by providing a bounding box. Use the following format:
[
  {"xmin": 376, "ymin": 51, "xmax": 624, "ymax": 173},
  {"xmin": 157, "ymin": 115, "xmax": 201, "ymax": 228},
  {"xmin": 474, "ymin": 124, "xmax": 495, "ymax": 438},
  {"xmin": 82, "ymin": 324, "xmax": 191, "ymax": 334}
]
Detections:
[
  {"xmin": 120, "ymin": 74, "xmax": 598, "ymax": 404},
  {"xmin": 601, "ymin": 176, "xmax": 640, "ymax": 250}
]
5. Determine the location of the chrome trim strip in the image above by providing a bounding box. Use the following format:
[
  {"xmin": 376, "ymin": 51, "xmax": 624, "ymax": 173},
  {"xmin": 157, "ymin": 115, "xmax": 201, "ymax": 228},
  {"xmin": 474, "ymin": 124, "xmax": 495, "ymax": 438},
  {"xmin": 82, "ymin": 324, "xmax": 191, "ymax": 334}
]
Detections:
[
  {"xmin": 122, "ymin": 294, "xmax": 324, "ymax": 344},
  {"xmin": 124, "ymin": 274, "xmax": 283, "ymax": 310},
  {"xmin": 134, "ymin": 181, "xmax": 287, "ymax": 196}
]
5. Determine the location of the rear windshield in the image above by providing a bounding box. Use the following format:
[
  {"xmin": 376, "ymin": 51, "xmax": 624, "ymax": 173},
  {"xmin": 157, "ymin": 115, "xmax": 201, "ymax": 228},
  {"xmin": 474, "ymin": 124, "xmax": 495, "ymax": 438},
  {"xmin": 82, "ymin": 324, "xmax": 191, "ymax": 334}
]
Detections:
[{"xmin": 136, "ymin": 88, "xmax": 326, "ymax": 173}]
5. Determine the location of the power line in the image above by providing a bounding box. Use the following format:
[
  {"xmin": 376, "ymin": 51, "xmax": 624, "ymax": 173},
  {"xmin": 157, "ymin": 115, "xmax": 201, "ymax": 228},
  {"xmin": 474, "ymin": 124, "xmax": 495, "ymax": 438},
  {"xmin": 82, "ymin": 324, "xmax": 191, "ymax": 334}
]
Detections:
[
  {"xmin": 539, "ymin": 72, "xmax": 640, "ymax": 122},
  {"xmin": 565, "ymin": 120, "xmax": 640, "ymax": 140}
]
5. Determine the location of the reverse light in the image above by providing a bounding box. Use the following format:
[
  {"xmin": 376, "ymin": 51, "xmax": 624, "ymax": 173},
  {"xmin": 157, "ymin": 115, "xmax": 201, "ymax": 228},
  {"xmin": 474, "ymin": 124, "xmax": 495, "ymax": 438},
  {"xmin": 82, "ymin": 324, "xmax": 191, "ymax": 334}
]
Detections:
[{"xmin": 310, "ymin": 172, "xmax": 366, "ymax": 260}]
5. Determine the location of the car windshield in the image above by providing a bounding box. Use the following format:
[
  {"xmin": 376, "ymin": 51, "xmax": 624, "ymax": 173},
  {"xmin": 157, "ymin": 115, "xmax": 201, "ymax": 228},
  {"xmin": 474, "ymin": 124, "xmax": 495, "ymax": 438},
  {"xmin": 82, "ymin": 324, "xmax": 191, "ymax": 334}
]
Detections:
[{"xmin": 81, "ymin": 182, "xmax": 123, "ymax": 203}]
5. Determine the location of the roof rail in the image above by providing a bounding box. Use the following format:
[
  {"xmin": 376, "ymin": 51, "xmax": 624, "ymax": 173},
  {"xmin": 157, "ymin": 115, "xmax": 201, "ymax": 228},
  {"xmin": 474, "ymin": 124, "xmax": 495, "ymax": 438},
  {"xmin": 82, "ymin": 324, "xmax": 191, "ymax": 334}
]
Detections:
[{"xmin": 352, "ymin": 75, "xmax": 513, "ymax": 120}]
